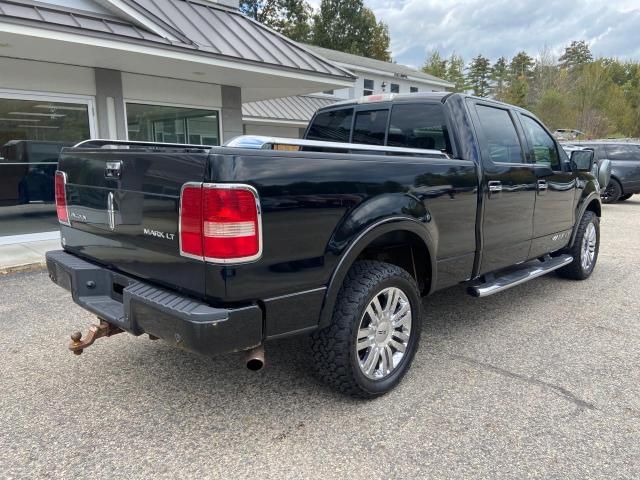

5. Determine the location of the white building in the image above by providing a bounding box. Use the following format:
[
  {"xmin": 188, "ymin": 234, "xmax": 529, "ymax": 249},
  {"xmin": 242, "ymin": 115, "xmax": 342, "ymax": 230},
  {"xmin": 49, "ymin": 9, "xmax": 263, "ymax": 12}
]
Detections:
[
  {"xmin": 241, "ymin": 44, "xmax": 454, "ymax": 137},
  {"xmin": 0, "ymin": 0, "xmax": 354, "ymax": 242}
]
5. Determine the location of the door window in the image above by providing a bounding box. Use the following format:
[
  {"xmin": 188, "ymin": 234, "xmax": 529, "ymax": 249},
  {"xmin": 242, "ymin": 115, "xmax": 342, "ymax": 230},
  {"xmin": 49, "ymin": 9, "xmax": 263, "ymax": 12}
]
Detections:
[
  {"xmin": 353, "ymin": 109, "xmax": 389, "ymax": 145},
  {"xmin": 605, "ymin": 144, "xmax": 640, "ymax": 161},
  {"xmin": 475, "ymin": 105, "xmax": 524, "ymax": 164},
  {"xmin": 306, "ymin": 108, "xmax": 353, "ymax": 142},
  {"xmin": 520, "ymin": 115, "xmax": 561, "ymax": 169},
  {"xmin": 387, "ymin": 103, "xmax": 452, "ymax": 153}
]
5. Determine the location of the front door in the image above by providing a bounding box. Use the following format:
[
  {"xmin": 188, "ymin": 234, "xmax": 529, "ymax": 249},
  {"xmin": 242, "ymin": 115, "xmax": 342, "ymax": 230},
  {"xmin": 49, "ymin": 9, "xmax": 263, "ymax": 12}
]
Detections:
[
  {"xmin": 470, "ymin": 101, "xmax": 537, "ymax": 274},
  {"xmin": 518, "ymin": 113, "xmax": 577, "ymax": 257}
]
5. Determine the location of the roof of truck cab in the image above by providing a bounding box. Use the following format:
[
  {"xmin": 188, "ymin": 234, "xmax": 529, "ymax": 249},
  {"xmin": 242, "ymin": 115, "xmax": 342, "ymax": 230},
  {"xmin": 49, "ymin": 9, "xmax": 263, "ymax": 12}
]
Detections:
[{"xmin": 317, "ymin": 92, "xmax": 452, "ymax": 110}]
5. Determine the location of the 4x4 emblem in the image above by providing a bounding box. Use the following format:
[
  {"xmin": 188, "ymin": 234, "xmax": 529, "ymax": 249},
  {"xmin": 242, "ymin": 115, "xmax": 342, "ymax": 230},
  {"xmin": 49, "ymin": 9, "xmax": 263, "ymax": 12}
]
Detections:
[{"xmin": 107, "ymin": 192, "xmax": 116, "ymax": 231}]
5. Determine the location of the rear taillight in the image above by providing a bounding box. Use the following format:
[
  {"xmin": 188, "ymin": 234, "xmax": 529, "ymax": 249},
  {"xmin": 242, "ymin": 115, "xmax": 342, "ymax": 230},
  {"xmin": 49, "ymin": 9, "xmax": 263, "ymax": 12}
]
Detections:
[
  {"xmin": 55, "ymin": 171, "xmax": 70, "ymax": 225},
  {"xmin": 179, "ymin": 183, "xmax": 262, "ymax": 263}
]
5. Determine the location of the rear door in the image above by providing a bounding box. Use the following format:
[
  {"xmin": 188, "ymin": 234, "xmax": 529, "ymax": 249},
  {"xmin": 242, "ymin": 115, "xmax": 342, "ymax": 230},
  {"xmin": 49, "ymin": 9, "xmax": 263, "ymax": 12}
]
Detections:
[
  {"xmin": 605, "ymin": 144, "xmax": 640, "ymax": 192},
  {"xmin": 517, "ymin": 114, "xmax": 576, "ymax": 257},
  {"xmin": 58, "ymin": 145, "xmax": 209, "ymax": 298},
  {"xmin": 469, "ymin": 101, "xmax": 537, "ymax": 274}
]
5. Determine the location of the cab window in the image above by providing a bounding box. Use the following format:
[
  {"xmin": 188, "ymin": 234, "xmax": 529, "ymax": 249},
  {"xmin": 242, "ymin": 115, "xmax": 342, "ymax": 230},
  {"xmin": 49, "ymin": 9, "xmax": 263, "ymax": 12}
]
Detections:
[
  {"xmin": 352, "ymin": 109, "xmax": 389, "ymax": 146},
  {"xmin": 475, "ymin": 105, "xmax": 524, "ymax": 164},
  {"xmin": 520, "ymin": 115, "xmax": 560, "ymax": 169},
  {"xmin": 306, "ymin": 108, "xmax": 353, "ymax": 142},
  {"xmin": 387, "ymin": 103, "xmax": 452, "ymax": 154}
]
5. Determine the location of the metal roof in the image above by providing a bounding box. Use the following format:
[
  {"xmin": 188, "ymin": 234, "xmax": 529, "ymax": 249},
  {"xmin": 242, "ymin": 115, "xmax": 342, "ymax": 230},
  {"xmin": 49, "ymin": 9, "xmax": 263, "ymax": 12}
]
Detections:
[
  {"xmin": 0, "ymin": 0, "xmax": 354, "ymax": 80},
  {"xmin": 243, "ymin": 94, "xmax": 339, "ymax": 123},
  {"xmin": 0, "ymin": 0, "xmax": 168, "ymax": 43},
  {"xmin": 304, "ymin": 44, "xmax": 453, "ymax": 86}
]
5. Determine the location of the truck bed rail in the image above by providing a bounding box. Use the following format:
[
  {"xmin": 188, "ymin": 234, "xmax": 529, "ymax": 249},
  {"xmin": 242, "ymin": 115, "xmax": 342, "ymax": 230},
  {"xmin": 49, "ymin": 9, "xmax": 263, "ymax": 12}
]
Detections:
[{"xmin": 224, "ymin": 135, "xmax": 450, "ymax": 159}]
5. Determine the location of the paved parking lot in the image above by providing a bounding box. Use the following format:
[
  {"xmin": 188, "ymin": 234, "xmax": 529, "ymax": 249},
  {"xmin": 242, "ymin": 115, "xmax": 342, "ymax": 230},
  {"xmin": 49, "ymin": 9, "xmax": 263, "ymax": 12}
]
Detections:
[{"xmin": 1, "ymin": 198, "xmax": 639, "ymax": 479}]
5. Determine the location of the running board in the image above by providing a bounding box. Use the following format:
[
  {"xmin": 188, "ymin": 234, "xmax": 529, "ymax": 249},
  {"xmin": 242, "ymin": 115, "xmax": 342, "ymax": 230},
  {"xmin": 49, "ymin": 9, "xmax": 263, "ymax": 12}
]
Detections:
[{"xmin": 467, "ymin": 254, "xmax": 573, "ymax": 298}]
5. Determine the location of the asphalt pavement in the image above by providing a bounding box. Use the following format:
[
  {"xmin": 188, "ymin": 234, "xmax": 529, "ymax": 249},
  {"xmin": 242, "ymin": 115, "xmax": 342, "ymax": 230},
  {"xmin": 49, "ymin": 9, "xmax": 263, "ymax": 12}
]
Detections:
[{"xmin": 1, "ymin": 198, "xmax": 639, "ymax": 479}]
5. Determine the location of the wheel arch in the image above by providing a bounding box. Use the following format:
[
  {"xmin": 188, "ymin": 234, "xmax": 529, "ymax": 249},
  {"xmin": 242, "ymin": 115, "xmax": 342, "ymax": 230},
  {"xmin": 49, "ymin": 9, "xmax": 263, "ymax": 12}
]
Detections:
[
  {"xmin": 318, "ymin": 217, "xmax": 436, "ymax": 329},
  {"xmin": 569, "ymin": 192, "xmax": 601, "ymax": 248}
]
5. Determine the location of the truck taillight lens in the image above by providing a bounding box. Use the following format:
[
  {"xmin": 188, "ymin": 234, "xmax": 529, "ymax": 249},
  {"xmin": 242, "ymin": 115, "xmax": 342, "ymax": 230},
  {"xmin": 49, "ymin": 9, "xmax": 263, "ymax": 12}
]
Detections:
[
  {"xmin": 179, "ymin": 184, "xmax": 204, "ymax": 258},
  {"xmin": 179, "ymin": 183, "xmax": 262, "ymax": 263},
  {"xmin": 55, "ymin": 171, "xmax": 70, "ymax": 225}
]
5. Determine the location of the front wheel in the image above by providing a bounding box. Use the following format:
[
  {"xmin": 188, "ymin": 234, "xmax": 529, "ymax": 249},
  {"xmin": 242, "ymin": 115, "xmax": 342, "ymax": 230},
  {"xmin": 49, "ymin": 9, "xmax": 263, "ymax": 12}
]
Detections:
[
  {"xmin": 311, "ymin": 260, "xmax": 422, "ymax": 398},
  {"xmin": 557, "ymin": 211, "xmax": 600, "ymax": 280},
  {"xmin": 619, "ymin": 194, "xmax": 633, "ymax": 201}
]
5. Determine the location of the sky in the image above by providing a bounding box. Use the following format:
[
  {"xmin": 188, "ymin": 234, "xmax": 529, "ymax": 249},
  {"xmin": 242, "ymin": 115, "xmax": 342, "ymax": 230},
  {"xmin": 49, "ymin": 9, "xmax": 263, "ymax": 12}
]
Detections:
[{"xmin": 313, "ymin": 0, "xmax": 640, "ymax": 68}]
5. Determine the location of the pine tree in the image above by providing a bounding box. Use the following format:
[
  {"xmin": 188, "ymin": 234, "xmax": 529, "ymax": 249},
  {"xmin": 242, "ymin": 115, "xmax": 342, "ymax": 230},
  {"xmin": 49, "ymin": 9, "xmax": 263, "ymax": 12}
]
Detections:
[
  {"xmin": 491, "ymin": 56, "xmax": 509, "ymax": 98},
  {"xmin": 559, "ymin": 40, "xmax": 593, "ymax": 71},
  {"xmin": 447, "ymin": 53, "xmax": 466, "ymax": 92},
  {"xmin": 422, "ymin": 50, "xmax": 448, "ymax": 79},
  {"xmin": 467, "ymin": 54, "xmax": 492, "ymax": 97}
]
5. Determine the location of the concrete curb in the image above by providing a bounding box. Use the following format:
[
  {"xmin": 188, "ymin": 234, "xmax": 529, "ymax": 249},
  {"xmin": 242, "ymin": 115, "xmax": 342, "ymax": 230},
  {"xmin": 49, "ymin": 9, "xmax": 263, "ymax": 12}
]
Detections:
[{"xmin": 0, "ymin": 261, "xmax": 47, "ymax": 276}]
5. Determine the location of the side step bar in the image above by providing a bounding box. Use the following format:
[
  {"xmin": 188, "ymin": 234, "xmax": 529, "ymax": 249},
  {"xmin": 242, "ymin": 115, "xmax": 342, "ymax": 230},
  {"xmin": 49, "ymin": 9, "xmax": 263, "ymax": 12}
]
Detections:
[{"xmin": 467, "ymin": 254, "xmax": 573, "ymax": 298}]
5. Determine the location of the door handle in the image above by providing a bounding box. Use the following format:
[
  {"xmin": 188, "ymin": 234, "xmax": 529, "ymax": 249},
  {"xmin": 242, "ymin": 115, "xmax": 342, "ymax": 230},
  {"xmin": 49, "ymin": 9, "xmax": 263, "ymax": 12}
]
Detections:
[
  {"xmin": 537, "ymin": 179, "xmax": 548, "ymax": 193},
  {"xmin": 488, "ymin": 180, "xmax": 502, "ymax": 197}
]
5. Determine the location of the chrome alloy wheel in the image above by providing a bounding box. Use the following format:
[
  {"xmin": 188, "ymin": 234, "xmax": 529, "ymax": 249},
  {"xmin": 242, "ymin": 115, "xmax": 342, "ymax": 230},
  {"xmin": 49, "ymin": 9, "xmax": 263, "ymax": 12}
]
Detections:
[
  {"xmin": 356, "ymin": 287, "xmax": 412, "ymax": 380},
  {"xmin": 581, "ymin": 222, "xmax": 597, "ymax": 271}
]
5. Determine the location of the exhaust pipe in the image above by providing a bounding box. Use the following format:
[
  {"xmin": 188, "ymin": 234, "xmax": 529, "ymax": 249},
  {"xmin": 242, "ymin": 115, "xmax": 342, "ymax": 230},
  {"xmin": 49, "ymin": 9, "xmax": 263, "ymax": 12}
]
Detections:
[{"xmin": 245, "ymin": 345, "xmax": 265, "ymax": 371}]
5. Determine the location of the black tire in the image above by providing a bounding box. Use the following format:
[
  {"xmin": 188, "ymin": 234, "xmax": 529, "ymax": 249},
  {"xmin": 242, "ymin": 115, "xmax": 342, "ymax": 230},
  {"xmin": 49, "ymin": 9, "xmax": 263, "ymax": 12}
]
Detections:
[
  {"xmin": 557, "ymin": 211, "xmax": 600, "ymax": 280},
  {"xmin": 619, "ymin": 194, "xmax": 633, "ymax": 201},
  {"xmin": 310, "ymin": 260, "xmax": 422, "ymax": 398},
  {"xmin": 601, "ymin": 179, "xmax": 622, "ymax": 204}
]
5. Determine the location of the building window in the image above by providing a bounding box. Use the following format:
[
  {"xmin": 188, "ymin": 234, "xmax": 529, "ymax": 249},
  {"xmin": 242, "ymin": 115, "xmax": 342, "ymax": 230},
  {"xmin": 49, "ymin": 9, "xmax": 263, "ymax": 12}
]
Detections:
[
  {"xmin": 363, "ymin": 79, "xmax": 374, "ymax": 96},
  {"xmin": 390, "ymin": 83, "xmax": 400, "ymax": 93},
  {"xmin": 0, "ymin": 95, "xmax": 92, "ymax": 238},
  {"xmin": 126, "ymin": 103, "xmax": 220, "ymax": 145},
  {"xmin": 322, "ymin": 90, "xmax": 334, "ymax": 95},
  {"xmin": 410, "ymin": 87, "xmax": 419, "ymax": 93}
]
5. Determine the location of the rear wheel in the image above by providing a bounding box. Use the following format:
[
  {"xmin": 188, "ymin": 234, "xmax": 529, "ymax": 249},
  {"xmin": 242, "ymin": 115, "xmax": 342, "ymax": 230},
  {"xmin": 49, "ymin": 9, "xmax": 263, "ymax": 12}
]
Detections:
[
  {"xmin": 601, "ymin": 179, "xmax": 622, "ymax": 203},
  {"xmin": 557, "ymin": 211, "xmax": 599, "ymax": 280},
  {"xmin": 311, "ymin": 260, "xmax": 422, "ymax": 398},
  {"xmin": 619, "ymin": 194, "xmax": 633, "ymax": 201}
]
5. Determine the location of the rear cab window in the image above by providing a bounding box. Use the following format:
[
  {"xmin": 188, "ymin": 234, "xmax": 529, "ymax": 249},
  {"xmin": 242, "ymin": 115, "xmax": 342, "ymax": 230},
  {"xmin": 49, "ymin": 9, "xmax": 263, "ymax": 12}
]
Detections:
[
  {"xmin": 306, "ymin": 101, "xmax": 454, "ymax": 155},
  {"xmin": 387, "ymin": 103, "xmax": 452, "ymax": 153},
  {"xmin": 306, "ymin": 108, "xmax": 353, "ymax": 142}
]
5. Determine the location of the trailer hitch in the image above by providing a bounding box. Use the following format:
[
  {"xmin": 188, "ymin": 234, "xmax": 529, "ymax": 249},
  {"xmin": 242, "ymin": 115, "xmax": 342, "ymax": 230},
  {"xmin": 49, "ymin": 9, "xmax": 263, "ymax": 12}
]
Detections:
[{"xmin": 69, "ymin": 319, "xmax": 123, "ymax": 355}]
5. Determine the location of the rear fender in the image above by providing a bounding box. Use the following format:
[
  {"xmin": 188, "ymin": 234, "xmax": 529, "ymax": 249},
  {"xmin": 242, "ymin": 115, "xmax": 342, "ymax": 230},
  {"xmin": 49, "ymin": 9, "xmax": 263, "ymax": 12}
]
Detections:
[{"xmin": 318, "ymin": 194, "xmax": 437, "ymax": 328}]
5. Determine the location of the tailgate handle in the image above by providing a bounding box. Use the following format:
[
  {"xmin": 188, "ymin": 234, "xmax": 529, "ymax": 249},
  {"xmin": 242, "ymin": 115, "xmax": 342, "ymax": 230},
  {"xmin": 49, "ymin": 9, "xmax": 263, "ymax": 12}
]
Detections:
[{"xmin": 105, "ymin": 161, "xmax": 122, "ymax": 179}]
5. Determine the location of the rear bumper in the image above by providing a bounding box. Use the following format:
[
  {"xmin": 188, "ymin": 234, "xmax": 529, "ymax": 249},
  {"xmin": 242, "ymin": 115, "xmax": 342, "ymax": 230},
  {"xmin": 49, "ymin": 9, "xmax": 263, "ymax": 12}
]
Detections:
[{"xmin": 46, "ymin": 250, "xmax": 263, "ymax": 356}]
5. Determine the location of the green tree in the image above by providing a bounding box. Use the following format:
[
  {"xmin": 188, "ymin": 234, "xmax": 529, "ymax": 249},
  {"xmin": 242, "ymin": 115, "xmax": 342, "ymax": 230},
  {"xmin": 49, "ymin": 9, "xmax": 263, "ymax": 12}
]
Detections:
[
  {"xmin": 504, "ymin": 75, "xmax": 529, "ymax": 107},
  {"xmin": 510, "ymin": 51, "xmax": 535, "ymax": 79},
  {"xmin": 312, "ymin": 0, "xmax": 391, "ymax": 61},
  {"xmin": 240, "ymin": 0, "xmax": 312, "ymax": 42},
  {"xmin": 447, "ymin": 53, "xmax": 466, "ymax": 92},
  {"xmin": 559, "ymin": 40, "xmax": 593, "ymax": 71},
  {"xmin": 422, "ymin": 50, "xmax": 448, "ymax": 80},
  {"xmin": 491, "ymin": 56, "xmax": 509, "ymax": 98},
  {"xmin": 467, "ymin": 54, "xmax": 492, "ymax": 97}
]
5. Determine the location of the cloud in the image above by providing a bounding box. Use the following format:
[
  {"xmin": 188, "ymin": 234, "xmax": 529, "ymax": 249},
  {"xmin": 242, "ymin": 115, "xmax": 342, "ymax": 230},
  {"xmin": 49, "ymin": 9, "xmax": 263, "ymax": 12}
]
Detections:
[{"xmin": 364, "ymin": 0, "xmax": 640, "ymax": 67}]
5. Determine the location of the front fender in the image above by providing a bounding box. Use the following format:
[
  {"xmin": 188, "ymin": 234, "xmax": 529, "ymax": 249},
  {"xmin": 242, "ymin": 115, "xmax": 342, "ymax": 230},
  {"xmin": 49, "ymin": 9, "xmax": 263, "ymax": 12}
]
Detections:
[
  {"xmin": 569, "ymin": 184, "xmax": 601, "ymax": 247},
  {"xmin": 318, "ymin": 195, "xmax": 437, "ymax": 328}
]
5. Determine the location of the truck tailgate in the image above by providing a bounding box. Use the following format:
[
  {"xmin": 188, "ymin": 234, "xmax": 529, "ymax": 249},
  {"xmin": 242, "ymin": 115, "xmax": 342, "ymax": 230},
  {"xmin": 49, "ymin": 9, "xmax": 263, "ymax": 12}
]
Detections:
[{"xmin": 58, "ymin": 147, "xmax": 209, "ymax": 298}]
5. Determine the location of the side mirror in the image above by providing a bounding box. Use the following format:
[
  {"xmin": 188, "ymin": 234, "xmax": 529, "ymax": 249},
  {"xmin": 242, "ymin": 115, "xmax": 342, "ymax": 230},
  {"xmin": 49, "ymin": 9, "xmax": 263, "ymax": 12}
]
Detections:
[
  {"xmin": 570, "ymin": 149, "xmax": 594, "ymax": 172},
  {"xmin": 598, "ymin": 159, "xmax": 612, "ymax": 188}
]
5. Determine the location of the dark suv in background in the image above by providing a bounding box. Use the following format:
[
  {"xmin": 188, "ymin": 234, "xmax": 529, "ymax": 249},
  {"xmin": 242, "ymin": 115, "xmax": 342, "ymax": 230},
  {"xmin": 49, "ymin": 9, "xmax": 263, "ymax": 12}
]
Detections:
[{"xmin": 575, "ymin": 141, "xmax": 640, "ymax": 203}]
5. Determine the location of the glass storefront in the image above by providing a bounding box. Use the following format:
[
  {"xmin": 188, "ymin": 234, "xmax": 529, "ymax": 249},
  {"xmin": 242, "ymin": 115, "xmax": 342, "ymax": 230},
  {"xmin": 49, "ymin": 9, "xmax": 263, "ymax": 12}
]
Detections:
[
  {"xmin": 126, "ymin": 103, "xmax": 220, "ymax": 145},
  {"xmin": 0, "ymin": 95, "xmax": 92, "ymax": 238}
]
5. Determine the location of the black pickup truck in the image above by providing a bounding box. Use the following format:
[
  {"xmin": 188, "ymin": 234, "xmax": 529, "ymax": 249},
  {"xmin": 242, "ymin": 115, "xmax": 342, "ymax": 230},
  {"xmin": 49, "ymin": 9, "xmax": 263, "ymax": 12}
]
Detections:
[{"xmin": 47, "ymin": 93, "xmax": 605, "ymax": 398}]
